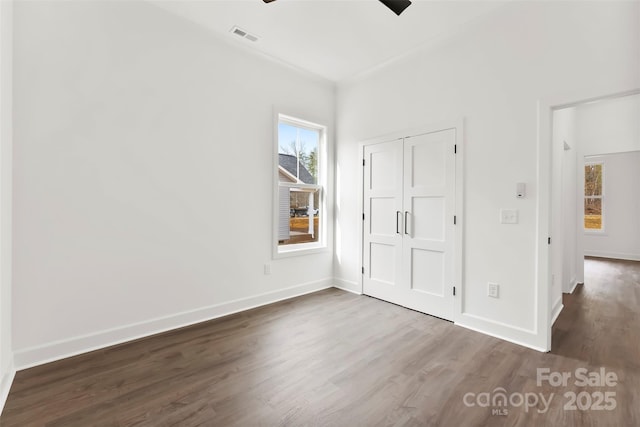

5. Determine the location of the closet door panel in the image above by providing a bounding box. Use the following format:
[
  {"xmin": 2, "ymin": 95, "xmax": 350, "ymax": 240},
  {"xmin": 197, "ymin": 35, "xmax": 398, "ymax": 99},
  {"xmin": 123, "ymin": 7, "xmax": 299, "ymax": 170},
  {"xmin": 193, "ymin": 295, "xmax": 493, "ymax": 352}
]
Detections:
[
  {"xmin": 402, "ymin": 129, "xmax": 455, "ymax": 320},
  {"xmin": 363, "ymin": 139, "xmax": 404, "ymax": 305}
]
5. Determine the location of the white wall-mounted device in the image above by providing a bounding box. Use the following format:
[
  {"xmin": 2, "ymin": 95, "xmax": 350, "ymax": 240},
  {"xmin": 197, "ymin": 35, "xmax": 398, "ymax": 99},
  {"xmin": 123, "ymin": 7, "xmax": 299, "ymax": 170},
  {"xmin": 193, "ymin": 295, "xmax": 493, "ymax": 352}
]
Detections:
[{"xmin": 516, "ymin": 182, "xmax": 526, "ymax": 198}]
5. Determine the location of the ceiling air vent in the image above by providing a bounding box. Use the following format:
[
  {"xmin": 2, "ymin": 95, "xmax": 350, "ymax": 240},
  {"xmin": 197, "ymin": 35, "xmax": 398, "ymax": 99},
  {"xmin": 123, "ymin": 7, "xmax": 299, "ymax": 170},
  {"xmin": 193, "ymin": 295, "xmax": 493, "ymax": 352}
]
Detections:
[{"xmin": 230, "ymin": 26, "xmax": 259, "ymax": 42}]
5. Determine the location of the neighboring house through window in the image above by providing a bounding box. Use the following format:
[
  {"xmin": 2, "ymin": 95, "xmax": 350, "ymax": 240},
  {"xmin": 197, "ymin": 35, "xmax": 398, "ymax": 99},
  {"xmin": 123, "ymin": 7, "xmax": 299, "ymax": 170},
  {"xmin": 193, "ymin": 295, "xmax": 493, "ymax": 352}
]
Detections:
[{"xmin": 275, "ymin": 114, "xmax": 325, "ymax": 255}]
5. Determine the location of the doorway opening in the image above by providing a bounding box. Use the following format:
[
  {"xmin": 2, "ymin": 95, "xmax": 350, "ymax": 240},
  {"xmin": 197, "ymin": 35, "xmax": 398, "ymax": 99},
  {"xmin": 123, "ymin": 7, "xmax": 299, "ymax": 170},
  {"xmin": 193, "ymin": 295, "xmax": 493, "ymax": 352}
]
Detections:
[{"xmin": 547, "ymin": 90, "xmax": 640, "ymax": 349}]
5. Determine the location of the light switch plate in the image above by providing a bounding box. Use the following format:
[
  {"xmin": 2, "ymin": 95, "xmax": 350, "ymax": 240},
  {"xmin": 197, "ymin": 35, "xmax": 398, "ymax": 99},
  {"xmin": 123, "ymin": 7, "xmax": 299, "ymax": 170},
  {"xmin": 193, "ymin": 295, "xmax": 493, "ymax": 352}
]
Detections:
[
  {"xmin": 488, "ymin": 283, "xmax": 499, "ymax": 298},
  {"xmin": 500, "ymin": 209, "xmax": 518, "ymax": 224}
]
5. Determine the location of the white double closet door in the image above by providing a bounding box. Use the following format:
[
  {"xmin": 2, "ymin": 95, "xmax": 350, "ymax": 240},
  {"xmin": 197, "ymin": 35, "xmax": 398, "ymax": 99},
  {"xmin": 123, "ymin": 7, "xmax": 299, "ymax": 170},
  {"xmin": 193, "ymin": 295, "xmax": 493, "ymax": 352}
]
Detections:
[{"xmin": 363, "ymin": 129, "xmax": 456, "ymax": 321}]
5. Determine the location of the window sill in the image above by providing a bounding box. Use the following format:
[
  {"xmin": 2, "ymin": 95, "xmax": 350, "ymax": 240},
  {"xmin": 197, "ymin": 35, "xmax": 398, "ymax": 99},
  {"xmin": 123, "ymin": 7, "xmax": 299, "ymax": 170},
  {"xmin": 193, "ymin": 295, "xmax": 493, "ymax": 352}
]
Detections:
[
  {"xmin": 274, "ymin": 243, "xmax": 328, "ymax": 259},
  {"xmin": 584, "ymin": 230, "xmax": 607, "ymax": 237}
]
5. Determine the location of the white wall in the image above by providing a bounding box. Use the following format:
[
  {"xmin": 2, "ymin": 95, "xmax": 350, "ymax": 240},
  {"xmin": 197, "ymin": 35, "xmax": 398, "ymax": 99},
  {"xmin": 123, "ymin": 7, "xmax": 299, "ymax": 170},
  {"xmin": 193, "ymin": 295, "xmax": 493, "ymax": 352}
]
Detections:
[
  {"xmin": 336, "ymin": 1, "xmax": 640, "ymax": 350},
  {"xmin": 562, "ymin": 122, "xmax": 578, "ymax": 293},
  {"xmin": 0, "ymin": 0, "xmax": 14, "ymax": 413},
  {"xmin": 12, "ymin": 0, "xmax": 335, "ymax": 367},
  {"xmin": 583, "ymin": 151, "xmax": 640, "ymax": 260},
  {"xmin": 551, "ymin": 107, "xmax": 577, "ymax": 317},
  {"xmin": 551, "ymin": 106, "xmax": 579, "ymax": 297},
  {"xmin": 578, "ymin": 94, "xmax": 640, "ymax": 156}
]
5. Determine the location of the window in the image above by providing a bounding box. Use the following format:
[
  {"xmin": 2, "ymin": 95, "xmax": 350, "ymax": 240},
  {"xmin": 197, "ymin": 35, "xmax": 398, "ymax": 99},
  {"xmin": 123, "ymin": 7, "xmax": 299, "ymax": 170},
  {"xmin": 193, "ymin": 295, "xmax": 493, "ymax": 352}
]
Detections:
[
  {"xmin": 274, "ymin": 114, "xmax": 326, "ymax": 255},
  {"xmin": 584, "ymin": 162, "xmax": 604, "ymax": 231}
]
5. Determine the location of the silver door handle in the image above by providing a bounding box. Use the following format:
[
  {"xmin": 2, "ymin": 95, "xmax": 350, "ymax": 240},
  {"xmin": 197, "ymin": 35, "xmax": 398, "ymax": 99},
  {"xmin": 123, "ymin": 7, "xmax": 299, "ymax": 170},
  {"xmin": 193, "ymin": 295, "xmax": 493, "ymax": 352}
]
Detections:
[
  {"xmin": 404, "ymin": 211, "xmax": 409, "ymax": 235},
  {"xmin": 396, "ymin": 211, "xmax": 401, "ymax": 234}
]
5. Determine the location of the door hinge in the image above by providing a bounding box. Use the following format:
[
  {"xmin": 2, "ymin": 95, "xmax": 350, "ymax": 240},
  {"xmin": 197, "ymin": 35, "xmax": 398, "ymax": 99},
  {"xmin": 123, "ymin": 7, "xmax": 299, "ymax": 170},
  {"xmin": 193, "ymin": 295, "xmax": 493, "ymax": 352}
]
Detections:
[
  {"xmin": 548, "ymin": 237, "xmax": 551, "ymax": 245},
  {"xmin": 363, "ymin": 158, "xmax": 365, "ymax": 166},
  {"xmin": 453, "ymin": 286, "xmax": 456, "ymax": 296},
  {"xmin": 363, "ymin": 213, "xmax": 365, "ymax": 221},
  {"xmin": 454, "ymin": 215, "xmax": 457, "ymax": 225},
  {"xmin": 454, "ymin": 144, "xmax": 457, "ymax": 154},
  {"xmin": 362, "ymin": 266, "xmax": 365, "ymax": 274}
]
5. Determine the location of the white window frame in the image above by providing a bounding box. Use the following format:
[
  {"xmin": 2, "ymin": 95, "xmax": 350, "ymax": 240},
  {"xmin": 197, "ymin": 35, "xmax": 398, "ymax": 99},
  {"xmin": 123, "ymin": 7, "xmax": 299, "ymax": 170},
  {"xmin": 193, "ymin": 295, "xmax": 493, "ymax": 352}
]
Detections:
[
  {"xmin": 584, "ymin": 160, "xmax": 605, "ymax": 234},
  {"xmin": 273, "ymin": 113, "xmax": 327, "ymax": 258}
]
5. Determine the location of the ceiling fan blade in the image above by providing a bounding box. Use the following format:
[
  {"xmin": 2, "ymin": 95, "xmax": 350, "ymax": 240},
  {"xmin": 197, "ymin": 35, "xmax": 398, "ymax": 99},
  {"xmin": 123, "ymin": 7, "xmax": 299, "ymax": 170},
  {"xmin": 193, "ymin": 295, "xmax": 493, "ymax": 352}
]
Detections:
[
  {"xmin": 263, "ymin": 0, "xmax": 411, "ymax": 16},
  {"xmin": 379, "ymin": 0, "xmax": 412, "ymax": 16}
]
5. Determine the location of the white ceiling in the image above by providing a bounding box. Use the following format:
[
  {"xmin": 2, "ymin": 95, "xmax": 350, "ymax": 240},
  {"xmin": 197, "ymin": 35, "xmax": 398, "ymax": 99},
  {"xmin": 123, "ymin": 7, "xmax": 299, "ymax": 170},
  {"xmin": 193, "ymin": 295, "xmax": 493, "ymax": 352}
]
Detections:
[{"xmin": 152, "ymin": 0, "xmax": 508, "ymax": 82}]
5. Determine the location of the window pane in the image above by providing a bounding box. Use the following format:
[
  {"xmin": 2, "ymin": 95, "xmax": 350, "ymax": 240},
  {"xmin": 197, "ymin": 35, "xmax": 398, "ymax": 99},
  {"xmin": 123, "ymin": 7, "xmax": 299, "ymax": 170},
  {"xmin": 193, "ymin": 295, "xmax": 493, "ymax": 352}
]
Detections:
[
  {"xmin": 584, "ymin": 164, "xmax": 602, "ymax": 196},
  {"xmin": 584, "ymin": 198, "xmax": 602, "ymax": 230},
  {"xmin": 278, "ymin": 186, "xmax": 320, "ymax": 246},
  {"xmin": 278, "ymin": 123, "xmax": 319, "ymax": 184}
]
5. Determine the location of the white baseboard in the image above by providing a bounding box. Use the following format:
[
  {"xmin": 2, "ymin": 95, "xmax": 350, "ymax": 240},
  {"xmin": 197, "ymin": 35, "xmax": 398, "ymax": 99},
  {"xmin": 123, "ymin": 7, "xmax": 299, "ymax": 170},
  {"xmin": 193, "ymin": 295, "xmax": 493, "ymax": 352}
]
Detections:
[
  {"xmin": 551, "ymin": 298, "xmax": 564, "ymax": 325},
  {"xmin": 333, "ymin": 278, "xmax": 361, "ymax": 295},
  {"xmin": 564, "ymin": 277, "xmax": 579, "ymax": 294},
  {"xmin": 584, "ymin": 250, "xmax": 640, "ymax": 262},
  {"xmin": 456, "ymin": 313, "xmax": 548, "ymax": 352},
  {"xmin": 12, "ymin": 275, "xmax": 562, "ymax": 370},
  {"xmin": 0, "ymin": 358, "xmax": 16, "ymax": 417},
  {"xmin": 14, "ymin": 278, "xmax": 333, "ymax": 370},
  {"xmin": 563, "ymin": 275, "xmax": 576, "ymax": 293}
]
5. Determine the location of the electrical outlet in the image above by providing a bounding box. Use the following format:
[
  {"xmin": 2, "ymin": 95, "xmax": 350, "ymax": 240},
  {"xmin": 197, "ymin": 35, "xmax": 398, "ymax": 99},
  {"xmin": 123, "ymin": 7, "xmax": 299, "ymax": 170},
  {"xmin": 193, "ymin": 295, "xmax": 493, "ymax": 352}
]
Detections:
[
  {"xmin": 264, "ymin": 263, "xmax": 271, "ymax": 275},
  {"xmin": 488, "ymin": 282, "xmax": 499, "ymax": 298}
]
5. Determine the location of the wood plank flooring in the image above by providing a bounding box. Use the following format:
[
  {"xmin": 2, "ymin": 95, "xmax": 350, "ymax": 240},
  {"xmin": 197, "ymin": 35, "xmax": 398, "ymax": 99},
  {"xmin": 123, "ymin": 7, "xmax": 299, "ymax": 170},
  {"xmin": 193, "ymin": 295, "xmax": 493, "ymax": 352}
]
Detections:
[{"xmin": 1, "ymin": 257, "xmax": 638, "ymax": 426}]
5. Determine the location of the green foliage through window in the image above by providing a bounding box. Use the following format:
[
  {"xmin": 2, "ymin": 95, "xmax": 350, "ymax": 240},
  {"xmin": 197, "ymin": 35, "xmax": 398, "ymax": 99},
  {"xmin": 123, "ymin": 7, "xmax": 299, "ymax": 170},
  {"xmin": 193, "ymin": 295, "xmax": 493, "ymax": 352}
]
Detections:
[{"xmin": 584, "ymin": 163, "xmax": 603, "ymax": 230}]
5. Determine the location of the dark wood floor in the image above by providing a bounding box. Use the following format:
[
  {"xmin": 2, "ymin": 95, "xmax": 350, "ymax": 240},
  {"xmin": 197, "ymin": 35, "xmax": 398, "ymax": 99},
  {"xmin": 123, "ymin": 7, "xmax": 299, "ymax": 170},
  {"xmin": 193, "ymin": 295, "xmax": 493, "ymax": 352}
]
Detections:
[{"xmin": 1, "ymin": 257, "xmax": 638, "ymax": 426}]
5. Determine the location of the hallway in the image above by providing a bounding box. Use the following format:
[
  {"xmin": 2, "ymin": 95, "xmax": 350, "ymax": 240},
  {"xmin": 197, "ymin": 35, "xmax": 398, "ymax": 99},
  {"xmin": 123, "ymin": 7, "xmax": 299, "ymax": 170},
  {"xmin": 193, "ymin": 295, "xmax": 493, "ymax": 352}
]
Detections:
[{"xmin": 552, "ymin": 257, "xmax": 640, "ymax": 371}]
